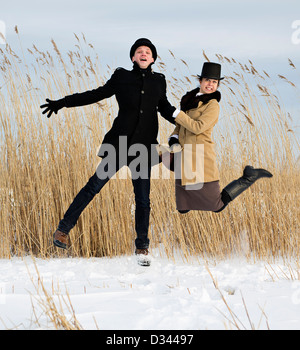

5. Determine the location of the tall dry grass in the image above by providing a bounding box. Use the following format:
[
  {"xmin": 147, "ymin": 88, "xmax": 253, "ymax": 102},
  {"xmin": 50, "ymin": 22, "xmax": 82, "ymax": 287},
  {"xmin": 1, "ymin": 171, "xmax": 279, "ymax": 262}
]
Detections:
[{"xmin": 0, "ymin": 30, "xmax": 299, "ymax": 261}]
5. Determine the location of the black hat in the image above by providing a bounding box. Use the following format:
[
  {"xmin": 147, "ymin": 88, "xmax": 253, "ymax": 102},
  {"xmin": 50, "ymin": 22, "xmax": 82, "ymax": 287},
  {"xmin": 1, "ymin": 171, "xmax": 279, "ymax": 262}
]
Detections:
[
  {"xmin": 197, "ymin": 62, "xmax": 224, "ymax": 80},
  {"xmin": 130, "ymin": 38, "xmax": 157, "ymax": 61}
]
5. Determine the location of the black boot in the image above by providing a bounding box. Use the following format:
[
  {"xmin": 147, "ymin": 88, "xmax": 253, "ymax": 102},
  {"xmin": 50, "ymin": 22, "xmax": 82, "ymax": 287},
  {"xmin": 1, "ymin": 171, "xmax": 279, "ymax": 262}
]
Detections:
[{"xmin": 215, "ymin": 165, "xmax": 273, "ymax": 212}]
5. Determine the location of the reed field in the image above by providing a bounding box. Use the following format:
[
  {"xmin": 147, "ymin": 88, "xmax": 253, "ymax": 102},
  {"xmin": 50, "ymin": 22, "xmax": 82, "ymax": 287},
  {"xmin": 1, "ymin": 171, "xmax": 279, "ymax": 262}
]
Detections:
[{"xmin": 0, "ymin": 30, "xmax": 299, "ymax": 261}]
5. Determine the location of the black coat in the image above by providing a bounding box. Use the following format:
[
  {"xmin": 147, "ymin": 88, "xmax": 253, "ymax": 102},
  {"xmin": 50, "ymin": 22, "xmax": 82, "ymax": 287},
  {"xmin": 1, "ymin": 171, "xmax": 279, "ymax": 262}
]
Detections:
[{"xmin": 64, "ymin": 62, "xmax": 176, "ymax": 165}]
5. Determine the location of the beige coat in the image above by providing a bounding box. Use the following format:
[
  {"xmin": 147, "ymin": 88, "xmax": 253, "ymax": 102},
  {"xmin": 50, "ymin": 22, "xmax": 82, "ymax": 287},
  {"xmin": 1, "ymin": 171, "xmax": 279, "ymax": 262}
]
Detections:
[{"xmin": 171, "ymin": 99, "xmax": 220, "ymax": 185}]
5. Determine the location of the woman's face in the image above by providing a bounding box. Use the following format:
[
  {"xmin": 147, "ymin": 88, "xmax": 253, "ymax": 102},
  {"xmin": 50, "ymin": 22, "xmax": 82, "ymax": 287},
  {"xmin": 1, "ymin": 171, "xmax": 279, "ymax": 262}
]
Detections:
[{"xmin": 199, "ymin": 78, "xmax": 219, "ymax": 94}]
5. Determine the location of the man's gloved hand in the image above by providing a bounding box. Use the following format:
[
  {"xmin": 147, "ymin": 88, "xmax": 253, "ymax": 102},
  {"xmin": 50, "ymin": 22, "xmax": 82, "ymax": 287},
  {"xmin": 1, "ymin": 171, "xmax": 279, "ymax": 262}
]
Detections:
[
  {"xmin": 40, "ymin": 98, "xmax": 66, "ymax": 118},
  {"xmin": 168, "ymin": 136, "xmax": 180, "ymax": 150}
]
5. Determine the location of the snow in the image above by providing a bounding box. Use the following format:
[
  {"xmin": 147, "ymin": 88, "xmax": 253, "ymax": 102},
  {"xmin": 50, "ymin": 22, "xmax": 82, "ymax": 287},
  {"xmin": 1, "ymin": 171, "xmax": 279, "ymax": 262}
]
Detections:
[{"xmin": 0, "ymin": 249, "xmax": 299, "ymax": 330}]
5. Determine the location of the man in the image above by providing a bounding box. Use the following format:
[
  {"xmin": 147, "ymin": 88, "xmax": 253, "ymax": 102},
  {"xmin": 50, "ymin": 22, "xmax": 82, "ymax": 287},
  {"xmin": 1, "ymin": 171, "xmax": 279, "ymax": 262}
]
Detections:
[{"xmin": 40, "ymin": 38, "xmax": 176, "ymax": 266}]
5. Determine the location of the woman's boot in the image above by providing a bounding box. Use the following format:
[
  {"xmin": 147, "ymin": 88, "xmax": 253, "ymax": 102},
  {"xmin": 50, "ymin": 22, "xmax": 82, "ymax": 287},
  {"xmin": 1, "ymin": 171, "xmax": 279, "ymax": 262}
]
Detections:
[{"xmin": 215, "ymin": 165, "xmax": 273, "ymax": 212}]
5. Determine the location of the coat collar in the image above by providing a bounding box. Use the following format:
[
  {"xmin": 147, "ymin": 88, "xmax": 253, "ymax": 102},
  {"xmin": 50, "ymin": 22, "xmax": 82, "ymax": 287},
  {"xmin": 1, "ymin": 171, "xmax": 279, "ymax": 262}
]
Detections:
[
  {"xmin": 180, "ymin": 88, "xmax": 221, "ymax": 112},
  {"xmin": 132, "ymin": 61, "xmax": 154, "ymax": 75}
]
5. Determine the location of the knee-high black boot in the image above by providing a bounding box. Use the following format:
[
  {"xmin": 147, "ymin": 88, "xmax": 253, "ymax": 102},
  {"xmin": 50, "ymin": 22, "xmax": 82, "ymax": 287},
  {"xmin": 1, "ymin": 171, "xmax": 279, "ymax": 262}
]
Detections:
[{"xmin": 215, "ymin": 165, "xmax": 273, "ymax": 213}]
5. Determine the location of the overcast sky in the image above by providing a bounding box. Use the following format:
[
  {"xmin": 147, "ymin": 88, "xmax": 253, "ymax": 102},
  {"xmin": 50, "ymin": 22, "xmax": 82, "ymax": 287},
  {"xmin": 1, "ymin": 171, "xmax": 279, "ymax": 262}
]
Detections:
[
  {"xmin": 1, "ymin": 0, "xmax": 299, "ymax": 72},
  {"xmin": 1, "ymin": 0, "xmax": 299, "ymax": 145},
  {"xmin": 1, "ymin": 1, "xmax": 299, "ymax": 108}
]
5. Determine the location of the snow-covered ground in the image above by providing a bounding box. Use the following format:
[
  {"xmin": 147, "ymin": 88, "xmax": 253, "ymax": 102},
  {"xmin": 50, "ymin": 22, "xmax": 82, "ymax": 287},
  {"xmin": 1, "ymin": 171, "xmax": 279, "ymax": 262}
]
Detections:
[{"xmin": 0, "ymin": 249, "xmax": 300, "ymax": 330}]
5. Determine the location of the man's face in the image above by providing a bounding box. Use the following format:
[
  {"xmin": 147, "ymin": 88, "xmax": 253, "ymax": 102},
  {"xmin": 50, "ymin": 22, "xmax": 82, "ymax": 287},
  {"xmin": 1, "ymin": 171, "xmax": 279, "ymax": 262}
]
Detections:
[{"xmin": 132, "ymin": 46, "xmax": 154, "ymax": 69}]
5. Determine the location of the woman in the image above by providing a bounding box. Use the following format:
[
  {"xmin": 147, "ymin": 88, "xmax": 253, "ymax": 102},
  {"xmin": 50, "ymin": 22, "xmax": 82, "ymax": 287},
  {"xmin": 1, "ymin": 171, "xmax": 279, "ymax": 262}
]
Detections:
[{"xmin": 168, "ymin": 62, "xmax": 272, "ymax": 214}]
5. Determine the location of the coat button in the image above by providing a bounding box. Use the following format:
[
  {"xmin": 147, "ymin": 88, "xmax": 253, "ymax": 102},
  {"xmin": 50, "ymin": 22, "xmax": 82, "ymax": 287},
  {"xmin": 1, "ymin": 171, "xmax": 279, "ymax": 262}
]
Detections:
[
  {"xmin": 141, "ymin": 90, "xmax": 145, "ymax": 94},
  {"xmin": 140, "ymin": 110, "xmax": 143, "ymax": 114}
]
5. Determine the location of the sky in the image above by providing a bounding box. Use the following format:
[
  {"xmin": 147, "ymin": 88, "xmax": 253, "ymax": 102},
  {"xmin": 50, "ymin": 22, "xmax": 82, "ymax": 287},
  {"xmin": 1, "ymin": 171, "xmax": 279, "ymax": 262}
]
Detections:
[
  {"xmin": 0, "ymin": 0, "xmax": 299, "ymax": 131},
  {"xmin": 1, "ymin": 0, "xmax": 299, "ymax": 71}
]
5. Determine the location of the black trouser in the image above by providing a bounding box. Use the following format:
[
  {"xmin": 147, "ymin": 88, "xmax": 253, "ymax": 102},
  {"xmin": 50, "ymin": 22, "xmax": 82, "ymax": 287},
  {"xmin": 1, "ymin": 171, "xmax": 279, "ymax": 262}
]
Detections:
[{"xmin": 57, "ymin": 159, "xmax": 151, "ymax": 249}]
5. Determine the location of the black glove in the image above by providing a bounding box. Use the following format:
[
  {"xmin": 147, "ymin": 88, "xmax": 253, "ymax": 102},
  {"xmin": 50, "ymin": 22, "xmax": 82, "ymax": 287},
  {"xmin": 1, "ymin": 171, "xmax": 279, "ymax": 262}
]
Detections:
[
  {"xmin": 168, "ymin": 136, "xmax": 180, "ymax": 149},
  {"xmin": 40, "ymin": 98, "xmax": 66, "ymax": 118}
]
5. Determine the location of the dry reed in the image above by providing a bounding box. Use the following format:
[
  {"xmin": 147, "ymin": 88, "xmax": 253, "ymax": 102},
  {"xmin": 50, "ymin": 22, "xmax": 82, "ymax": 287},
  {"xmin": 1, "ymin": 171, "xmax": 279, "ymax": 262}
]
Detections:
[
  {"xmin": 0, "ymin": 33, "xmax": 299, "ymax": 262},
  {"xmin": 28, "ymin": 258, "xmax": 83, "ymax": 330}
]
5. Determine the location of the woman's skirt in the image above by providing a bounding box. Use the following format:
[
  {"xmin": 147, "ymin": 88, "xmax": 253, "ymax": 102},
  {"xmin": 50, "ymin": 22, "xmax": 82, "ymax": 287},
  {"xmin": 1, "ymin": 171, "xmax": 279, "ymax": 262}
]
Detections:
[{"xmin": 175, "ymin": 179, "xmax": 224, "ymax": 212}]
